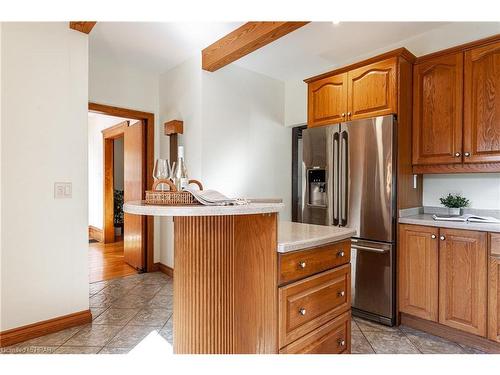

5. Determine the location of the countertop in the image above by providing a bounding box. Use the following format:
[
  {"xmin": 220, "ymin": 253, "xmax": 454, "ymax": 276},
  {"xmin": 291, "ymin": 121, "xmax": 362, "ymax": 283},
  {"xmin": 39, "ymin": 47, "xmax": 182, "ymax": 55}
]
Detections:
[
  {"xmin": 277, "ymin": 221, "xmax": 356, "ymax": 253},
  {"xmin": 123, "ymin": 200, "xmax": 284, "ymax": 217},
  {"xmin": 399, "ymin": 213, "xmax": 500, "ymax": 233}
]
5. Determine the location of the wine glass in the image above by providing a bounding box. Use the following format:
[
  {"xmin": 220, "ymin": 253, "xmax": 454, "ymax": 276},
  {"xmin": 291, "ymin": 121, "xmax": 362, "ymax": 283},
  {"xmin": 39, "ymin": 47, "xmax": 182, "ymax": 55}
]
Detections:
[{"xmin": 153, "ymin": 159, "xmax": 171, "ymax": 191}]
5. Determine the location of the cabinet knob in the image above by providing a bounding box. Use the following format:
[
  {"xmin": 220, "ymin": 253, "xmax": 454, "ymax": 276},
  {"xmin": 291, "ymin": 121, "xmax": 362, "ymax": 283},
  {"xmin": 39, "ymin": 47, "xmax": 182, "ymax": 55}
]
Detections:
[
  {"xmin": 337, "ymin": 338, "xmax": 346, "ymax": 347},
  {"xmin": 464, "ymin": 152, "xmax": 471, "ymax": 157},
  {"xmin": 341, "ymin": 113, "xmax": 346, "ymax": 117},
  {"xmin": 347, "ymin": 112, "xmax": 352, "ymax": 116},
  {"xmin": 440, "ymin": 235, "xmax": 446, "ymax": 241},
  {"xmin": 455, "ymin": 152, "xmax": 461, "ymax": 157},
  {"xmin": 298, "ymin": 261, "xmax": 306, "ymax": 269},
  {"xmin": 431, "ymin": 234, "xmax": 436, "ymax": 239},
  {"xmin": 299, "ymin": 308, "xmax": 306, "ymax": 316},
  {"xmin": 338, "ymin": 290, "xmax": 345, "ymax": 297},
  {"xmin": 337, "ymin": 250, "xmax": 345, "ymax": 258}
]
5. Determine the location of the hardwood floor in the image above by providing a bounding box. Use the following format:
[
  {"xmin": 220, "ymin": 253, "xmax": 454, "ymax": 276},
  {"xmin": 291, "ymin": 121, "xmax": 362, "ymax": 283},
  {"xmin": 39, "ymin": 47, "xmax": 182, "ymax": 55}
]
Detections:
[{"xmin": 88, "ymin": 239, "xmax": 137, "ymax": 283}]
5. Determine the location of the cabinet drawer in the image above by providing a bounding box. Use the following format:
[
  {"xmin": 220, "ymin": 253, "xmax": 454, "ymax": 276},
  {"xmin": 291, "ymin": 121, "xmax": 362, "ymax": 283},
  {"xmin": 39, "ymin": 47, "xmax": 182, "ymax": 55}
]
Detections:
[
  {"xmin": 280, "ymin": 311, "xmax": 351, "ymax": 354},
  {"xmin": 279, "ymin": 264, "xmax": 351, "ymax": 347},
  {"xmin": 278, "ymin": 240, "xmax": 351, "ymax": 285},
  {"xmin": 491, "ymin": 233, "xmax": 500, "ymax": 257}
]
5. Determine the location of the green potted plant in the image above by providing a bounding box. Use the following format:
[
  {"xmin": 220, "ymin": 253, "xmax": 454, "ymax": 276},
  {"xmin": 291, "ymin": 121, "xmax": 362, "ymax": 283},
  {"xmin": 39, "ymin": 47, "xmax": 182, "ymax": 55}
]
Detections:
[
  {"xmin": 114, "ymin": 189, "xmax": 124, "ymax": 236},
  {"xmin": 439, "ymin": 193, "xmax": 470, "ymax": 216}
]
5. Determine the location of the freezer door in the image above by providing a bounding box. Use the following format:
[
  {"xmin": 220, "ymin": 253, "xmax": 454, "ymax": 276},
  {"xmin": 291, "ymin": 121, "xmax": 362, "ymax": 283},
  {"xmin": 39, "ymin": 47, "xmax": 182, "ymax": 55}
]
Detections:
[
  {"xmin": 340, "ymin": 115, "xmax": 395, "ymax": 242},
  {"xmin": 301, "ymin": 126, "xmax": 335, "ymax": 226},
  {"xmin": 351, "ymin": 239, "xmax": 394, "ymax": 322}
]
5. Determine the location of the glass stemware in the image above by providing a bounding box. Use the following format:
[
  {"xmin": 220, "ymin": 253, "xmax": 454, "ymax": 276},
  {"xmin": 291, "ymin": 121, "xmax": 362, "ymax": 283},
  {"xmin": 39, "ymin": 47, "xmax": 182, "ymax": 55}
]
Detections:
[{"xmin": 153, "ymin": 159, "xmax": 172, "ymax": 191}]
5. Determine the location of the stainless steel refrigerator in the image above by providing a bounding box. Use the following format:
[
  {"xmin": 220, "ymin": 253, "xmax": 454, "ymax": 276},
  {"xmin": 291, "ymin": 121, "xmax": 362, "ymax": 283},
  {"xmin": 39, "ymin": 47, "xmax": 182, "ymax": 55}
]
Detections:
[{"xmin": 299, "ymin": 115, "xmax": 396, "ymax": 326}]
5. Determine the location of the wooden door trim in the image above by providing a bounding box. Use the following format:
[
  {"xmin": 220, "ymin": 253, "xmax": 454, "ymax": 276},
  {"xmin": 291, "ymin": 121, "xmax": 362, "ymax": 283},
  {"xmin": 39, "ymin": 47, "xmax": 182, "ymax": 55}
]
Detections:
[
  {"xmin": 69, "ymin": 22, "xmax": 97, "ymax": 34},
  {"xmin": 89, "ymin": 102, "xmax": 155, "ymax": 272}
]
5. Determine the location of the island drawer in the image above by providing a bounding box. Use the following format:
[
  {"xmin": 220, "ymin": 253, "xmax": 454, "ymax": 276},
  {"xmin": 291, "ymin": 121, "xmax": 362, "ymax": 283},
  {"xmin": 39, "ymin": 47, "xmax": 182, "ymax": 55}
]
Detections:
[
  {"xmin": 278, "ymin": 239, "xmax": 351, "ymax": 285},
  {"xmin": 279, "ymin": 310, "xmax": 351, "ymax": 354},
  {"xmin": 279, "ymin": 264, "xmax": 351, "ymax": 348}
]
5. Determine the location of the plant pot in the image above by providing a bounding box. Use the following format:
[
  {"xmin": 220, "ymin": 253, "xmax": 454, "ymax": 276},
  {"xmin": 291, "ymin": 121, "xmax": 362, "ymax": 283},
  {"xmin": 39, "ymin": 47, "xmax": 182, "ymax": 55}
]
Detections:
[{"xmin": 447, "ymin": 207, "xmax": 461, "ymax": 216}]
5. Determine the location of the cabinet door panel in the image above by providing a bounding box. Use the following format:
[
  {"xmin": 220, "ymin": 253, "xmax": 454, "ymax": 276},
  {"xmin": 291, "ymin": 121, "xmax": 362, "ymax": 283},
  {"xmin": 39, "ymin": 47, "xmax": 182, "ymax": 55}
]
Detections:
[
  {"xmin": 347, "ymin": 57, "xmax": 397, "ymax": 120},
  {"xmin": 398, "ymin": 224, "xmax": 439, "ymax": 321},
  {"xmin": 489, "ymin": 256, "xmax": 500, "ymax": 343},
  {"xmin": 308, "ymin": 73, "xmax": 347, "ymax": 127},
  {"xmin": 439, "ymin": 229, "xmax": 487, "ymax": 337},
  {"xmin": 413, "ymin": 53, "xmax": 463, "ymax": 165},
  {"xmin": 464, "ymin": 41, "xmax": 500, "ymax": 163}
]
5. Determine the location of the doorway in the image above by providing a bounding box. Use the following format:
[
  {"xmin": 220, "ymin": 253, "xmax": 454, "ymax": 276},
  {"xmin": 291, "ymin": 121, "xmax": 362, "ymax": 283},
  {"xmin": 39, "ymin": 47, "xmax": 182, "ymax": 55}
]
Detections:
[{"xmin": 88, "ymin": 103, "xmax": 155, "ymax": 283}]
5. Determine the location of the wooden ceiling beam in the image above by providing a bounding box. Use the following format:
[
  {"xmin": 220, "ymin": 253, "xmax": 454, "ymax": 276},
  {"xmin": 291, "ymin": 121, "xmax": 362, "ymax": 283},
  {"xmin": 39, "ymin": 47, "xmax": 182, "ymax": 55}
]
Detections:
[
  {"xmin": 202, "ymin": 21, "xmax": 309, "ymax": 72},
  {"xmin": 69, "ymin": 22, "xmax": 97, "ymax": 34}
]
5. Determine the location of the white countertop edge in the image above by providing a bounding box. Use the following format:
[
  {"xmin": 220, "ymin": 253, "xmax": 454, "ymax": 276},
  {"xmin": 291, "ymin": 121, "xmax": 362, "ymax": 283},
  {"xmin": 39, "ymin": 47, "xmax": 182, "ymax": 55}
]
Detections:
[
  {"xmin": 277, "ymin": 222, "xmax": 356, "ymax": 253},
  {"xmin": 399, "ymin": 215, "xmax": 500, "ymax": 233},
  {"xmin": 123, "ymin": 201, "xmax": 284, "ymax": 217}
]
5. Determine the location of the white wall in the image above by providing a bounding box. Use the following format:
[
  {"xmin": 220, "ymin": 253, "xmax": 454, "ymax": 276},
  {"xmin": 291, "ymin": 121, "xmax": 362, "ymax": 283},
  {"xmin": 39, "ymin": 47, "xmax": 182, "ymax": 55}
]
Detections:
[
  {"xmin": 284, "ymin": 79, "xmax": 307, "ymax": 127},
  {"xmin": 158, "ymin": 58, "xmax": 291, "ymax": 267},
  {"xmin": 87, "ymin": 114, "xmax": 127, "ymax": 229},
  {"xmin": 1, "ymin": 23, "xmax": 89, "ymax": 331},
  {"xmin": 423, "ymin": 174, "xmax": 500, "ymax": 210},
  {"xmin": 89, "ymin": 52, "xmax": 161, "ymax": 262}
]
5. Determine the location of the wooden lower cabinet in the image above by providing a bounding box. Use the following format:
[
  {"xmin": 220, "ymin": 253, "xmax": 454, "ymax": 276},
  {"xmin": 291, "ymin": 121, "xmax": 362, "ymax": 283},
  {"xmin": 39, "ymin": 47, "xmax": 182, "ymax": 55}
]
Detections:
[
  {"xmin": 439, "ymin": 228, "xmax": 487, "ymax": 337},
  {"xmin": 399, "ymin": 224, "xmax": 439, "ymax": 321},
  {"xmin": 278, "ymin": 241, "xmax": 352, "ymax": 354},
  {"xmin": 489, "ymin": 256, "xmax": 500, "ymax": 343},
  {"xmin": 280, "ymin": 311, "xmax": 351, "ymax": 354}
]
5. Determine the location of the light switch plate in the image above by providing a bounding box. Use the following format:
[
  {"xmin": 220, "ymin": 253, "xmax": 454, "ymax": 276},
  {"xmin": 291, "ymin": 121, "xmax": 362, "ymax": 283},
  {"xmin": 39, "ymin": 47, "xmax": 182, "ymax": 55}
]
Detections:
[{"xmin": 54, "ymin": 182, "xmax": 72, "ymax": 199}]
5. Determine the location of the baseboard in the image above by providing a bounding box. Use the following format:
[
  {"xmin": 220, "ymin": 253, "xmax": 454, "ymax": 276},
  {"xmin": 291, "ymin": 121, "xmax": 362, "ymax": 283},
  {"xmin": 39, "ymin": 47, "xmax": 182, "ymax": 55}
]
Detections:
[
  {"xmin": 0, "ymin": 309, "xmax": 92, "ymax": 347},
  {"xmin": 400, "ymin": 313, "xmax": 500, "ymax": 354},
  {"xmin": 88, "ymin": 225, "xmax": 103, "ymax": 242},
  {"xmin": 155, "ymin": 262, "xmax": 174, "ymax": 278}
]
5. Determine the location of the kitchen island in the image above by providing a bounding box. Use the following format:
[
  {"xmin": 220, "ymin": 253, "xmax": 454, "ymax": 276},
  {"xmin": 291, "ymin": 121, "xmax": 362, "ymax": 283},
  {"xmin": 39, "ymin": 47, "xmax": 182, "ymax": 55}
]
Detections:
[{"xmin": 124, "ymin": 201, "xmax": 355, "ymax": 354}]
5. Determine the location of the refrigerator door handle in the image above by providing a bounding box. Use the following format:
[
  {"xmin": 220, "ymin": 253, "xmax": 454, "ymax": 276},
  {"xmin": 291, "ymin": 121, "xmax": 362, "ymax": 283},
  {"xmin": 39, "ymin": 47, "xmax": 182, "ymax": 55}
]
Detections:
[
  {"xmin": 332, "ymin": 131, "xmax": 340, "ymax": 226},
  {"xmin": 340, "ymin": 130, "xmax": 348, "ymax": 227}
]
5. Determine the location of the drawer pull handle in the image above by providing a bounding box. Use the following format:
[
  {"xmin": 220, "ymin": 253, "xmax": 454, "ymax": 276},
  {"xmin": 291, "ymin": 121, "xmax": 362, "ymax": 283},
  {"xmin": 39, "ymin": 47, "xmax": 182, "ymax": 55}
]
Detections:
[
  {"xmin": 431, "ymin": 234, "xmax": 436, "ymax": 239},
  {"xmin": 337, "ymin": 251, "xmax": 345, "ymax": 258},
  {"xmin": 298, "ymin": 261, "xmax": 306, "ymax": 269},
  {"xmin": 299, "ymin": 308, "xmax": 306, "ymax": 316},
  {"xmin": 338, "ymin": 290, "xmax": 345, "ymax": 297},
  {"xmin": 337, "ymin": 338, "xmax": 345, "ymax": 347},
  {"xmin": 440, "ymin": 235, "xmax": 446, "ymax": 241}
]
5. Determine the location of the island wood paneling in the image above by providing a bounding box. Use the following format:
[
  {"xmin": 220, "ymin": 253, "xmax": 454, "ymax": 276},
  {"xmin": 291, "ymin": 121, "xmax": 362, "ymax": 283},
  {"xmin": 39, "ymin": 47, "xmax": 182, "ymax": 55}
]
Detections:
[{"xmin": 173, "ymin": 213, "xmax": 278, "ymax": 354}]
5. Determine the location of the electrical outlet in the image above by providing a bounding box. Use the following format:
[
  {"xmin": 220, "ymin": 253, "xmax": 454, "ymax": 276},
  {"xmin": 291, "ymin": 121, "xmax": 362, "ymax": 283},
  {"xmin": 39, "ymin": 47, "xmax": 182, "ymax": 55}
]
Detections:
[{"xmin": 54, "ymin": 182, "xmax": 72, "ymax": 199}]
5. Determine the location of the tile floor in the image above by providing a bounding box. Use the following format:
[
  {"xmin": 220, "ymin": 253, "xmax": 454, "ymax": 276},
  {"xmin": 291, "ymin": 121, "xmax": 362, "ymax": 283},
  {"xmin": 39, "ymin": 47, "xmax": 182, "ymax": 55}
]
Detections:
[{"xmin": 0, "ymin": 272, "xmax": 486, "ymax": 354}]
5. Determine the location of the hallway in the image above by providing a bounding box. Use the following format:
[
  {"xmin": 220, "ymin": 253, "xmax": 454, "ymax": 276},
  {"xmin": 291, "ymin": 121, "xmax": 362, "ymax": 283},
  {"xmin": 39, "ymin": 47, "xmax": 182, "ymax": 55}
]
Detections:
[{"xmin": 88, "ymin": 240, "xmax": 137, "ymax": 283}]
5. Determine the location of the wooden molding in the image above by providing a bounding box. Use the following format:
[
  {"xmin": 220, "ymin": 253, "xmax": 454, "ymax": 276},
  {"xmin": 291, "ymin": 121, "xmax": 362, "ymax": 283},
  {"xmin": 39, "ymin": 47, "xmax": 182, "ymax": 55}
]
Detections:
[
  {"xmin": 413, "ymin": 162, "xmax": 500, "ymax": 174},
  {"xmin": 164, "ymin": 120, "xmax": 183, "ymax": 135},
  {"xmin": 155, "ymin": 262, "xmax": 174, "ymax": 278},
  {"xmin": 88, "ymin": 225, "xmax": 103, "ymax": 242},
  {"xmin": 89, "ymin": 102, "xmax": 155, "ymax": 272},
  {"xmin": 304, "ymin": 47, "xmax": 416, "ymax": 83},
  {"xmin": 414, "ymin": 33, "xmax": 500, "ymax": 64},
  {"xmin": 401, "ymin": 313, "xmax": 500, "ymax": 354},
  {"xmin": 0, "ymin": 310, "xmax": 91, "ymax": 348},
  {"xmin": 102, "ymin": 121, "xmax": 127, "ymax": 139},
  {"xmin": 202, "ymin": 22, "xmax": 309, "ymax": 72},
  {"xmin": 69, "ymin": 22, "xmax": 97, "ymax": 34}
]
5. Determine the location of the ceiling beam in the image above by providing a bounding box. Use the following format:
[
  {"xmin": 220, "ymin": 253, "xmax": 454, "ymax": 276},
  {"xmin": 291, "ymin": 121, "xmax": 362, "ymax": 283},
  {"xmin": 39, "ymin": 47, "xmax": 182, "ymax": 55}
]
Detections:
[
  {"xmin": 69, "ymin": 22, "xmax": 97, "ymax": 34},
  {"xmin": 202, "ymin": 21, "xmax": 309, "ymax": 72}
]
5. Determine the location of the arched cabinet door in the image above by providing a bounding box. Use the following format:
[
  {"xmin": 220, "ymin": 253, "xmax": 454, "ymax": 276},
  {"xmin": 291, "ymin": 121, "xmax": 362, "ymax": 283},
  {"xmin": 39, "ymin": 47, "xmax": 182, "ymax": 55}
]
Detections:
[
  {"xmin": 464, "ymin": 40, "xmax": 500, "ymax": 164},
  {"xmin": 308, "ymin": 73, "xmax": 348, "ymax": 127},
  {"xmin": 347, "ymin": 57, "xmax": 397, "ymax": 121},
  {"xmin": 412, "ymin": 52, "xmax": 464, "ymax": 166}
]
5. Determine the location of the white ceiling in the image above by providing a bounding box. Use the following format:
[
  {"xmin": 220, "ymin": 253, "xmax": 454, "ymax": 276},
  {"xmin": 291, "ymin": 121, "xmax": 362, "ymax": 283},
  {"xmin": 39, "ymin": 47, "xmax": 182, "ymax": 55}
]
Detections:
[
  {"xmin": 90, "ymin": 22, "xmax": 243, "ymax": 74},
  {"xmin": 89, "ymin": 22, "xmax": 500, "ymax": 82}
]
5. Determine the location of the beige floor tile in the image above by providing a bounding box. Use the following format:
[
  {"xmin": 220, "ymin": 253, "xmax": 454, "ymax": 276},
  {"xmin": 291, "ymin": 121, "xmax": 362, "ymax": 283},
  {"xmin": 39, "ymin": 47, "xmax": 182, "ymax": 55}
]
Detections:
[
  {"xmin": 63, "ymin": 324, "xmax": 123, "ymax": 347},
  {"xmin": 128, "ymin": 284, "xmax": 162, "ymax": 298},
  {"xmin": 106, "ymin": 325, "xmax": 161, "ymax": 348},
  {"xmin": 404, "ymin": 331, "xmax": 466, "ymax": 354},
  {"xmin": 350, "ymin": 331, "xmax": 374, "ymax": 354},
  {"xmin": 147, "ymin": 293, "xmax": 173, "ymax": 310},
  {"xmin": 91, "ymin": 307, "xmax": 108, "ymax": 320},
  {"xmin": 354, "ymin": 317, "xmax": 399, "ymax": 332},
  {"xmin": 93, "ymin": 308, "xmax": 139, "ymax": 326},
  {"xmin": 111, "ymin": 293, "xmax": 151, "ymax": 309},
  {"xmin": 98, "ymin": 347, "xmax": 134, "ymax": 354},
  {"xmin": 128, "ymin": 308, "xmax": 171, "ymax": 327},
  {"xmin": 55, "ymin": 346, "xmax": 102, "ymax": 354},
  {"xmin": 89, "ymin": 292, "xmax": 116, "ymax": 308}
]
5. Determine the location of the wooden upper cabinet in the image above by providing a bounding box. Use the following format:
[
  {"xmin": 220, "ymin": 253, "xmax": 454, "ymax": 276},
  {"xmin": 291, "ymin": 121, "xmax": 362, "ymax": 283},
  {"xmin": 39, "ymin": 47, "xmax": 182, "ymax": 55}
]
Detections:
[
  {"xmin": 308, "ymin": 73, "xmax": 348, "ymax": 127},
  {"xmin": 398, "ymin": 224, "xmax": 439, "ymax": 322},
  {"xmin": 412, "ymin": 52, "xmax": 464, "ymax": 165},
  {"xmin": 464, "ymin": 41, "xmax": 500, "ymax": 163},
  {"xmin": 347, "ymin": 57, "xmax": 397, "ymax": 120},
  {"xmin": 439, "ymin": 228, "xmax": 487, "ymax": 337}
]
